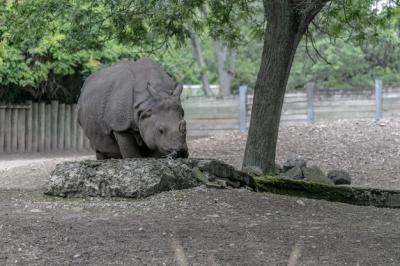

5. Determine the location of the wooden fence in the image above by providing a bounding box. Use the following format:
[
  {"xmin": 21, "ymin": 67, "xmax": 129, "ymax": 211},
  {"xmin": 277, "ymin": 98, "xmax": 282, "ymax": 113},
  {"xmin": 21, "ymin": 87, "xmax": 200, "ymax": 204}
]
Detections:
[
  {"xmin": 184, "ymin": 82, "xmax": 400, "ymax": 137},
  {"xmin": 1, "ymin": 81, "xmax": 400, "ymax": 152},
  {"xmin": 0, "ymin": 101, "xmax": 91, "ymax": 153}
]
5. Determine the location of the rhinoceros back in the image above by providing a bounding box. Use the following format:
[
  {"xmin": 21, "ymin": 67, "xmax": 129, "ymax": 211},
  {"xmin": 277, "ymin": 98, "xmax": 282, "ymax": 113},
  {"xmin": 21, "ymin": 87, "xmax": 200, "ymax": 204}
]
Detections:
[{"xmin": 78, "ymin": 58, "xmax": 177, "ymax": 148}]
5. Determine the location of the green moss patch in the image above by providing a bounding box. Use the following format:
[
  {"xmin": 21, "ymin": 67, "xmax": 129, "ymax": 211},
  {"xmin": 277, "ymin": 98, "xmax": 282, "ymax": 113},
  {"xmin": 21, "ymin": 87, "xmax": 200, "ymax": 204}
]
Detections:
[{"xmin": 255, "ymin": 176, "xmax": 400, "ymax": 208}]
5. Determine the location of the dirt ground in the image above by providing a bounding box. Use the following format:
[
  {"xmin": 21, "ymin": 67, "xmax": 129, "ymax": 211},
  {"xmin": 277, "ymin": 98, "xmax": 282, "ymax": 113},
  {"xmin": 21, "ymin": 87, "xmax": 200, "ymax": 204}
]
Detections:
[
  {"xmin": 1, "ymin": 119, "xmax": 400, "ymax": 265},
  {"xmin": 190, "ymin": 119, "xmax": 400, "ymax": 190}
]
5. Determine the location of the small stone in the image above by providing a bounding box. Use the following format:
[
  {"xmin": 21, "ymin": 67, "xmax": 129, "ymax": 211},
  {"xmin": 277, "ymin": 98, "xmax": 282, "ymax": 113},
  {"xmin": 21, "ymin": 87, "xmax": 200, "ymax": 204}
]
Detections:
[
  {"xmin": 274, "ymin": 163, "xmax": 283, "ymax": 174},
  {"xmin": 303, "ymin": 166, "xmax": 334, "ymax": 186},
  {"xmin": 138, "ymin": 227, "xmax": 144, "ymax": 231},
  {"xmin": 283, "ymin": 158, "xmax": 307, "ymax": 172},
  {"xmin": 296, "ymin": 200, "xmax": 305, "ymax": 206},
  {"xmin": 328, "ymin": 170, "xmax": 352, "ymax": 185},
  {"xmin": 207, "ymin": 175, "xmax": 217, "ymax": 182},
  {"xmin": 281, "ymin": 166, "xmax": 303, "ymax": 180},
  {"xmin": 226, "ymin": 180, "xmax": 241, "ymax": 188},
  {"xmin": 73, "ymin": 254, "xmax": 81, "ymax": 259},
  {"xmin": 29, "ymin": 209, "xmax": 42, "ymax": 213},
  {"xmin": 206, "ymin": 214, "xmax": 220, "ymax": 218}
]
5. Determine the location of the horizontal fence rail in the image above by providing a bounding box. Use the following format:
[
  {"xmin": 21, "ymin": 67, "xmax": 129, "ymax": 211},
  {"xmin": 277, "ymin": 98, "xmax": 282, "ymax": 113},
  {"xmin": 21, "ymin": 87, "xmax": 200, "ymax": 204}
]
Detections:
[
  {"xmin": 183, "ymin": 81, "xmax": 400, "ymax": 137},
  {"xmin": 0, "ymin": 101, "xmax": 91, "ymax": 154},
  {"xmin": 1, "ymin": 80, "xmax": 400, "ymax": 152}
]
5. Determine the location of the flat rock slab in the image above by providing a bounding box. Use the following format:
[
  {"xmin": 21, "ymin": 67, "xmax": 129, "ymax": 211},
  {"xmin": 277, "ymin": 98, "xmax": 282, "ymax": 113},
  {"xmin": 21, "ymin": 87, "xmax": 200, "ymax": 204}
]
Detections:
[
  {"xmin": 45, "ymin": 158, "xmax": 400, "ymax": 209},
  {"xmin": 44, "ymin": 158, "xmax": 253, "ymax": 198}
]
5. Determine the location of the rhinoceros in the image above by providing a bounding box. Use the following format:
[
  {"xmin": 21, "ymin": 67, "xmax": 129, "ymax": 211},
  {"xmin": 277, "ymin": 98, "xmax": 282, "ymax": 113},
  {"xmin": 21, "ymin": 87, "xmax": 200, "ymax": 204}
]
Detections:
[{"xmin": 77, "ymin": 58, "xmax": 189, "ymax": 160}]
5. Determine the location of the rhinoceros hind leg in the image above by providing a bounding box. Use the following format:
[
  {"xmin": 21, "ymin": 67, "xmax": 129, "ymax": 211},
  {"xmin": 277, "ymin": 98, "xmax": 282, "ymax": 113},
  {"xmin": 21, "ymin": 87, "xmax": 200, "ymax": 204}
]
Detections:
[{"xmin": 113, "ymin": 131, "xmax": 142, "ymax": 158}]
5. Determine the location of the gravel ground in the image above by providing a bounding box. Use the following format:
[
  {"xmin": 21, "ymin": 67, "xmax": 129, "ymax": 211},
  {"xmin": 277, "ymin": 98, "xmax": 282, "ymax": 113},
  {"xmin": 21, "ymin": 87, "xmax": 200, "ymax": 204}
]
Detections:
[
  {"xmin": 1, "ymin": 119, "xmax": 400, "ymax": 190},
  {"xmin": 189, "ymin": 119, "xmax": 400, "ymax": 190},
  {"xmin": 1, "ymin": 188, "xmax": 400, "ymax": 265},
  {"xmin": 1, "ymin": 119, "xmax": 400, "ymax": 265}
]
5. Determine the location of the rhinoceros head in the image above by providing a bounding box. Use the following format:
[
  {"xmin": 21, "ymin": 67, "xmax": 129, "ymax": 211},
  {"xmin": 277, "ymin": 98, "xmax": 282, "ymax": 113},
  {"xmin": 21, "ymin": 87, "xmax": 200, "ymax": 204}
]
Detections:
[{"xmin": 138, "ymin": 82, "xmax": 188, "ymax": 158}]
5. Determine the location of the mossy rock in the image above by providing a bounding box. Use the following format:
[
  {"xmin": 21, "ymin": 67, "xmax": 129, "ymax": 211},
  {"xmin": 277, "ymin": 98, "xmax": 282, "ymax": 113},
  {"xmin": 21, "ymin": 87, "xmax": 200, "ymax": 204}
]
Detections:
[
  {"xmin": 254, "ymin": 176, "xmax": 400, "ymax": 208},
  {"xmin": 328, "ymin": 170, "xmax": 352, "ymax": 185},
  {"xmin": 281, "ymin": 166, "xmax": 303, "ymax": 180},
  {"xmin": 304, "ymin": 176, "xmax": 335, "ymax": 186}
]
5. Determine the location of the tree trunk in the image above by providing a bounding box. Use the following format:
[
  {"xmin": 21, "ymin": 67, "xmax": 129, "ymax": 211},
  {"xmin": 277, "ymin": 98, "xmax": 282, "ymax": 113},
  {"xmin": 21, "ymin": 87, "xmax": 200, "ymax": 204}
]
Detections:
[
  {"xmin": 189, "ymin": 29, "xmax": 213, "ymax": 96},
  {"xmin": 213, "ymin": 40, "xmax": 236, "ymax": 97},
  {"xmin": 242, "ymin": 0, "xmax": 327, "ymax": 174}
]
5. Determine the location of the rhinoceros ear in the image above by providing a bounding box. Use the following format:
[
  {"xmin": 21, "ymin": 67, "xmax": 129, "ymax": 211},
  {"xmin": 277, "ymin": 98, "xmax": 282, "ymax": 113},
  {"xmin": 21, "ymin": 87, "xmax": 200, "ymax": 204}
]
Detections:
[
  {"xmin": 172, "ymin": 83, "xmax": 183, "ymax": 97},
  {"xmin": 146, "ymin": 82, "xmax": 158, "ymax": 98}
]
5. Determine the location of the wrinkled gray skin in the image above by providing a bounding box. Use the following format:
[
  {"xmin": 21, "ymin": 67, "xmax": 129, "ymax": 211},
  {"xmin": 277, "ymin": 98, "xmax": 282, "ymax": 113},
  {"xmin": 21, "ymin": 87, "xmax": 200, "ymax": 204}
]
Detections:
[{"xmin": 77, "ymin": 58, "xmax": 189, "ymax": 160}]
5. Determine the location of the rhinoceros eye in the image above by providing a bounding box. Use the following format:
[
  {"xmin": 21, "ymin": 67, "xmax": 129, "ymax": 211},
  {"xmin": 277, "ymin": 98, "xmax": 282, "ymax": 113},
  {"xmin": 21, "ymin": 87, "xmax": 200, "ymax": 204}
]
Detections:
[
  {"xmin": 159, "ymin": 127, "xmax": 164, "ymax": 134},
  {"xmin": 140, "ymin": 109, "xmax": 152, "ymax": 119}
]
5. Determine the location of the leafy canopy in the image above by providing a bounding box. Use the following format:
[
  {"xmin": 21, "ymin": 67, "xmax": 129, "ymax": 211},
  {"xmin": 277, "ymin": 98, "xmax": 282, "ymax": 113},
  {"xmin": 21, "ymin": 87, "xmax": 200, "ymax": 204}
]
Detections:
[{"xmin": 1, "ymin": 0, "xmax": 400, "ymax": 102}]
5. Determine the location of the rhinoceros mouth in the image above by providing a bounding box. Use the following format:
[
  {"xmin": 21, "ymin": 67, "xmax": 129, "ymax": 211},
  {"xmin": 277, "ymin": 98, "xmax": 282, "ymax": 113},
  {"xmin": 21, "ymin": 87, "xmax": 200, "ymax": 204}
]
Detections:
[{"xmin": 163, "ymin": 149, "xmax": 189, "ymax": 159}]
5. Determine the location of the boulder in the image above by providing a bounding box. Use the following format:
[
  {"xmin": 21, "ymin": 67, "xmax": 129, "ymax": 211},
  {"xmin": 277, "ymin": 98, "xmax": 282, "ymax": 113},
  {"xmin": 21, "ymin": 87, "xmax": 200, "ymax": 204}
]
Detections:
[
  {"xmin": 302, "ymin": 166, "xmax": 334, "ymax": 186},
  {"xmin": 281, "ymin": 166, "xmax": 303, "ymax": 180},
  {"xmin": 275, "ymin": 163, "xmax": 283, "ymax": 174},
  {"xmin": 328, "ymin": 170, "xmax": 352, "ymax": 185},
  {"xmin": 44, "ymin": 158, "xmax": 254, "ymax": 198},
  {"xmin": 283, "ymin": 158, "xmax": 307, "ymax": 172},
  {"xmin": 242, "ymin": 165, "xmax": 263, "ymax": 177}
]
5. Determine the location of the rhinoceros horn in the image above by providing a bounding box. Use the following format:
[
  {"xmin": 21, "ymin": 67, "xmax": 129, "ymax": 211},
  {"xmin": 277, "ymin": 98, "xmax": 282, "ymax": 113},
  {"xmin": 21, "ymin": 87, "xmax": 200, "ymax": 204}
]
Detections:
[{"xmin": 173, "ymin": 83, "xmax": 183, "ymax": 97}]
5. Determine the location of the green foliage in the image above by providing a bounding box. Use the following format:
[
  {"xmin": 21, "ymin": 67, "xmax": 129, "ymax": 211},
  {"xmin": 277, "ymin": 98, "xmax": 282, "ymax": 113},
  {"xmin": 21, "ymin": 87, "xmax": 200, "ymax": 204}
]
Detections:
[
  {"xmin": 1, "ymin": 0, "xmax": 400, "ymax": 103},
  {"xmin": 0, "ymin": 0, "xmax": 140, "ymax": 103},
  {"xmin": 289, "ymin": 10, "xmax": 400, "ymax": 90}
]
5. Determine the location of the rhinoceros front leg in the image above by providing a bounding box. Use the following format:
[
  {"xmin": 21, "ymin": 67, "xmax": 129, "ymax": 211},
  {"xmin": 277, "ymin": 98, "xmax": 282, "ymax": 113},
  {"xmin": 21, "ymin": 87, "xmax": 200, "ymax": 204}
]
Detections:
[{"xmin": 113, "ymin": 131, "xmax": 142, "ymax": 158}]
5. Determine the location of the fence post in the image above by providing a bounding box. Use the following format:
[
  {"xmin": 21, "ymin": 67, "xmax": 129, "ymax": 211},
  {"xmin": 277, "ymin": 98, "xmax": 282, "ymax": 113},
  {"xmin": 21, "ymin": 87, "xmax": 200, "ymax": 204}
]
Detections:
[
  {"xmin": 306, "ymin": 82, "xmax": 315, "ymax": 124},
  {"xmin": 65, "ymin": 105, "xmax": 71, "ymax": 150},
  {"xmin": 31, "ymin": 103, "xmax": 38, "ymax": 152},
  {"xmin": 25, "ymin": 101, "xmax": 33, "ymax": 152},
  {"xmin": 51, "ymin": 100, "xmax": 59, "ymax": 150},
  {"xmin": 17, "ymin": 108, "xmax": 26, "ymax": 152},
  {"xmin": 375, "ymin": 79, "xmax": 383, "ymax": 121},
  {"xmin": 239, "ymin": 85, "xmax": 247, "ymax": 132},
  {"xmin": 58, "ymin": 103, "xmax": 65, "ymax": 150},
  {"xmin": 71, "ymin": 104, "xmax": 78, "ymax": 150},
  {"xmin": 0, "ymin": 108, "xmax": 5, "ymax": 153},
  {"xmin": 5, "ymin": 108, "xmax": 12, "ymax": 153},
  {"xmin": 38, "ymin": 103, "xmax": 46, "ymax": 152},
  {"xmin": 45, "ymin": 104, "xmax": 52, "ymax": 151},
  {"xmin": 78, "ymin": 126, "xmax": 84, "ymax": 151},
  {"xmin": 11, "ymin": 108, "xmax": 18, "ymax": 152}
]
